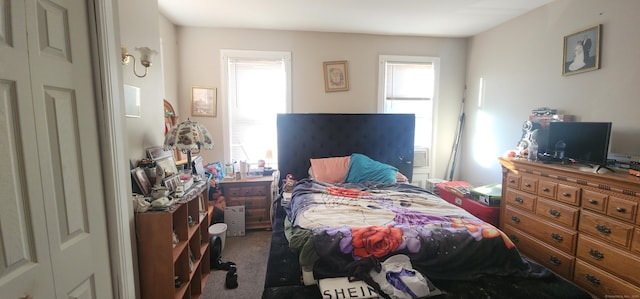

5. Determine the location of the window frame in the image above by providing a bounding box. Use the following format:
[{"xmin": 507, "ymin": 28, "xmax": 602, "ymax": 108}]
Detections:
[
  {"xmin": 377, "ymin": 55, "xmax": 440, "ymax": 176},
  {"xmin": 220, "ymin": 49, "xmax": 292, "ymax": 165}
]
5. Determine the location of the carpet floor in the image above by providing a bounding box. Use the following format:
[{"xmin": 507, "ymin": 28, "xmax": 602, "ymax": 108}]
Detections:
[{"xmin": 202, "ymin": 230, "xmax": 272, "ymax": 299}]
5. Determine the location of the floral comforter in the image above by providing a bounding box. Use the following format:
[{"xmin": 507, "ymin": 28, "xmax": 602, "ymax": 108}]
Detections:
[{"xmin": 284, "ymin": 179, "xmax": 533, "ymax": 281}]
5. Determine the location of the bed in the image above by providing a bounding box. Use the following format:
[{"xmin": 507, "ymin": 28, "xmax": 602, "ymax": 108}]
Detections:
[{"xmin": 263, "ymin": 113, "xmax": 591, "ymax": 299}]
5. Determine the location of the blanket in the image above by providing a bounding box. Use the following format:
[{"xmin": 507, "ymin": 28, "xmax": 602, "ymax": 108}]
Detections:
[{"xmin": 285, "ymin": 179, "xmax": 534, "ymax": 281}]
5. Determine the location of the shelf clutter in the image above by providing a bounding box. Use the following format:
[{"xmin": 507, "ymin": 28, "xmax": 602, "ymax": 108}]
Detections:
[{"xmin": 135, "ymin": 181, "xmax": 212, "ymax": 299}]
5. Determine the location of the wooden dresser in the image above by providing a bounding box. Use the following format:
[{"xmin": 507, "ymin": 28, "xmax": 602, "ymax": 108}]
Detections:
[
  {"xmin": 499, "ymin": 157, "xmax": 640, "ymax": 298},
  {"xmin": 219, "ymin": 174, "xmax": 277, "ymax": 230}
]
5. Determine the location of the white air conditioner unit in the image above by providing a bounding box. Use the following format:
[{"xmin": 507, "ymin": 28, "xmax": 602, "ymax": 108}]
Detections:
[{"xmin": 413, "ymin": 148, "xmax": 428, "ymax": 168}]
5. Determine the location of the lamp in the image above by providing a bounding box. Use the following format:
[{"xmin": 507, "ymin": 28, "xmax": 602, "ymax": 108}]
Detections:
[
  {"xmin": 163, "ymin": 119, "xmax": 214, "ymax": 172},
  {"xmin": 265, "ymin": 149, "xmax": 273, "ymax": 167},
  {"xmin": 121, "ymin": 46, "xmax": 157, "ymax": 78}
]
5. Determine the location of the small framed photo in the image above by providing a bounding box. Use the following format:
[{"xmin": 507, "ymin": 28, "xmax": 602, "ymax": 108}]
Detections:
[
  {"xmin": 155, "ymin": 156, "xmax": 178, "ymax": 177},
  {"xmin": 131, "ymin": 167, "xmax": 152, "ymax": 196},
  {"xmin": 191, "ymin": 87, "xmax": 217, "ymax": 117},
  {"xmin": 163, "ymin": 174, "xmax": 181, "ymax": 193},
  {"xmin": 146, "ymin": 146, "xmax": 172, "ymax": 161},
  {"xmin": 562, "ymin": 24, "xmax": 601, "ymax": 76},
  {"xmin": 323, "ymin": 61, "xmax": 349, "ymax": 92}
]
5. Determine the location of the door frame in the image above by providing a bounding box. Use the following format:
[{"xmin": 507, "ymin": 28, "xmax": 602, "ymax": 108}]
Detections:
[{"xmin": 90, "ymin": 1, "xmax": 136, "ymax": 298}]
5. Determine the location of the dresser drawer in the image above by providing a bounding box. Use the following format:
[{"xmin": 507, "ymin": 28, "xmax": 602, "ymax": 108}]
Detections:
[
  {"xmin": 521, "ymin": 175, "xmax": 538, "ymax": 194},
  {"xmin": 574, "ymin": 258, "xmax": 640, "ymax": 299},
  {"xmin": 505, "ymin": 188, "xmax": 536, "ymax": 212},
  {"xmin": 576, "ymin": 234, "xmax": 640, "ymax": 285},
  {"xmin": 503, "ymin": 225, "xmax": 574, "ymax": 279},
  {"xmin": 506, "ymin": 173, "xmax": 521, "ymax": 190},
  {"xmin": 556, "ymin": 184, "xmax": 580, "ymax": 206},
  {"xmin": 224, "ymin": 185, "xmax": 268, "ymax": 197},
  {"xmin": 537, "ymin": 179, "xmax": 557, "ymax": 199},
  {"xmin": 535, "ymin": 197, "xmax": 579, "ymax": 229},
  {"xmin": 606, "ymin": 196, "xmax": 637, "ymax": 224},
  {"xmin": 579, "ymin": 210, "xmax": 634, "ymax": 248},
  {"xmin": 505, "ymin": 206, "xmax": 576, "ymax": 254},
  {"xmin": 244, "ymin": 196, "xmax": 269, "ymax": 208},
  {"xmin": 582, "ymin": 190, "xmax": 608, "ymax": 213},
  {"xmin": 632, "ymin": 228, "xmax": 640, "ymax": 254}
]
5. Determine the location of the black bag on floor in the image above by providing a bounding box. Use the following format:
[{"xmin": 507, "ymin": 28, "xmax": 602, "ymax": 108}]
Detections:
[{"xmin": 209, "ymin": 235, "xmax": 222, "ymax": 269}]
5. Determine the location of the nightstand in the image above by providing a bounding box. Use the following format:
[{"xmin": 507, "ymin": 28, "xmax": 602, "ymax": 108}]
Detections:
[{"xmin": 219, "ymin": 174, "xmax": 277, "ymax": 230}]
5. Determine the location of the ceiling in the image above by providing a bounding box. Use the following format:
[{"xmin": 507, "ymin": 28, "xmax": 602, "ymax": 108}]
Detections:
[{"xmin": 158, "ymin": 0, "xmax": 555, "ymax": 38}]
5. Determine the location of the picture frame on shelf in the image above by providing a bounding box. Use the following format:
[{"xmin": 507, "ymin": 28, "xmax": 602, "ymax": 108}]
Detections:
[
  {"xmin": 163, "ymin": 174, "xmax": 181, "ymax": 193},
  {"xmin": 323, "ymin": 61, "xmax": 349, "ymax": 92},
  {"xmin": 191, "ymin": 86, "xmax": 217, "ymax": 117},
  {"xmin": 562, "ymin": 24, "xmax": 601, "ymax": 76},
  {"xmin": 146, "ymin": 146, "xmax": 172, "ymax": 160},
  {"xmin": 155, "ymin": 156, "xmax": 178, "ymax": 177},
  {"xmin": 131, "ymin": 167, "xmax": 152, "ymax": 196}
]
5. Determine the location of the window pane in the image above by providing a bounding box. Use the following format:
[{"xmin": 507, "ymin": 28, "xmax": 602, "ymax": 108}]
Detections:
[
  {"xmin": 228, "ymin": 58, "xmax": 286, "ymax": 167},
  {"xmin": 386, "ymin": 63, "xmax": 433, "ymax": 99},
  {"xmin": 382, "ymin": 59, "xmax": 435, "ymax": 148}
]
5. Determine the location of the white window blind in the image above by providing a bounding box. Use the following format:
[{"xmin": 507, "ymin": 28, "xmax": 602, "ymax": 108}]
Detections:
[
  {"xmin": 223, "ymin": 51, "xmax": 291, "ymax": 167},
  {"xmin": 379, "ymin": 56, "xmax": 438, "ymax": 149},
  {"xmin": 385, "ymin": 62, "xmax": 433, "ymax": 101}
]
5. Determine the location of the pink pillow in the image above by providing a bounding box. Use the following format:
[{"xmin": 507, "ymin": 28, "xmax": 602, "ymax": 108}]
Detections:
[
  {"xmin": 309, "ymin": 156, "xmax": 351, "ymax": 184},
  {"xmin": 396, "ymin": 172, "xmax": 408, "ymax": 183}
]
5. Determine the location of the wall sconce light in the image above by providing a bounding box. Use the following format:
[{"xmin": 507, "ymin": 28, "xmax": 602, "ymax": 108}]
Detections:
[{"xmin": 121, "ymin": 46, "xmax": 157, "ymax": 78}]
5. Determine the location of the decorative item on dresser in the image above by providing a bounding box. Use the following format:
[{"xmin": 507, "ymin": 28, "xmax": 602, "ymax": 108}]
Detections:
[
  {"xmin": 499, "ymin": 157, "xmax": 640, "ymax": 298},
  {"xmin": 218, "ymin": 174, "xmax": 278, "ymax": 230},
  {"xmin": 135, "ymin": 181, "xmax": 212, "ymax": 299},
  {"xmin": 163, "ymin": 119, "xmax": 214, "ymax": 173}
]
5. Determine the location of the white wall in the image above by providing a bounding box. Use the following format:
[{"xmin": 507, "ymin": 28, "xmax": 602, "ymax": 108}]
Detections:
[
  {"xmin": 118, "ymin": 0, "xmax": 164, "ymax": 166},
  {"xmin": 461, "ymin": 0, "xmax": 640, "ymax": 186},
  {"xmin": 173, "ymin": 28, "xmax": 468, "ymax": 178},
  {"xmin": 159, "ymin": 14, "xmax": 179, "ymax": 114}
]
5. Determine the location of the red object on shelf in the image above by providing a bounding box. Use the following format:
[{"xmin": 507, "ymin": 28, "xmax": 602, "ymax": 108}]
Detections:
[{"xmin": 436, "ymin": 181, "xmax": 500, "ymax": 227}]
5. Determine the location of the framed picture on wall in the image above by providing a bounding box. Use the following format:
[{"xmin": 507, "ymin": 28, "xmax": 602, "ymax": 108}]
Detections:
[
  {"xmin": 191, "ymin": 87, "xmax": 217, "ymax": 117},
  {"xmin": 323, "ymin": 61, "xmax": 349, "ymax": 92},
  {"xmin": 562, "ymin": 24, "xmax": 601, "ymax": 76}
]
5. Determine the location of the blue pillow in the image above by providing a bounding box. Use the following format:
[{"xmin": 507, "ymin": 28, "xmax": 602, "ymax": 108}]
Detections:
[{"xmin": 344, "ymin": 154, "xmax": 398, "ymax": 183}]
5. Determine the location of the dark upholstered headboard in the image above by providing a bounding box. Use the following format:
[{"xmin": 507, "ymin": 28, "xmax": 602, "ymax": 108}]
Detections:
[{"xmin": 276, "ymin": 113, "xmax": 415, "ymax": 185}]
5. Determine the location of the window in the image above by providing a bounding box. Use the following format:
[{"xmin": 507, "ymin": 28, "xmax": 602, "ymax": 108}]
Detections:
[
  {"xmin": 378, "ymin": 55, "xmax": 439, "ymax": 149},
  {"xmin": 221, "ymin": 50, "xmax": 291, "ymax": 168}
]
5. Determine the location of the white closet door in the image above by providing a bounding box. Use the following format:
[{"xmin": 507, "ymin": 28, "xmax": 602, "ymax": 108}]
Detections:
[{"xmin": 0, "ymin": 0, "xmax": 113, "ymax": 298}]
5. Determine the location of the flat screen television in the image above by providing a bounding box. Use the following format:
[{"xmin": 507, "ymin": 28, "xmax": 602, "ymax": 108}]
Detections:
[{"xmin": 544, "ymin": 122, "xmax": 612, "ymax": 167}]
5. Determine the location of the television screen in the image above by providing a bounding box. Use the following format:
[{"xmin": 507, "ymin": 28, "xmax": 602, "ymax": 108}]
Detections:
[{"xmin": 545, "ymin": 122, "xmax": 612, "ymax": 166}]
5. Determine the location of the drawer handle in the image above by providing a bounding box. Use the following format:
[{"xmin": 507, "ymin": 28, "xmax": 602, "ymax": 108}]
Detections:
[
  {"xmin": 550, "ymin": 233, "xmax": 563, "ymax": 242},
  {"xmin": 542, "ymin": 187, "xmax": 550, "ymax": 192},
  {"xmin": 585, "ymin": 274, "xmax": 601, "ymax": 286},
  {"xmin": 511, "ymin": 216, "xmax": 521, "ymax": 224},
  {"xmin": 616, "ymin": 207, "xmax": 626, "ymax": 213},
  {"xmin": 524, "ymin": 183, "xmax": 531, "ymax": 188},
  {"xmin": 514, "ymin": 197, "xmax": 524, "ymax": 204},
  {"xmin": 595, "ymin": 224, "xmax": 611, "ymax": 236},
  {"xmin": 589, "ymin": 248, "xmax": 604, "ymax": 260},
  {"xmin": 548, "ymin": 209, "xmax": 561, "ymax": 218},
  {"xmin": 562, "ymin": 192, "xmax": 571, "ymax": 197},
  {"xmin": 549, "ymin": 256, "xmax": 561, "ymax": 266},
  {"xmin": 587, "ymin": 199, "xmax": 598, "ymax": 205},
  {"xmin": 509, "ymin": 179, "xmax": 516, "ymax": 184}
]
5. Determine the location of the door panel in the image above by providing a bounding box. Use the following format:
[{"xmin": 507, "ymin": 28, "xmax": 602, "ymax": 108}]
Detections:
[
  {"xmin": 0, "ymin": 1, "xmax": 56, "ymax": 298},
  {"xmin": 0, "ymin": 0, "xmax": 113, "ymax": 297}
]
